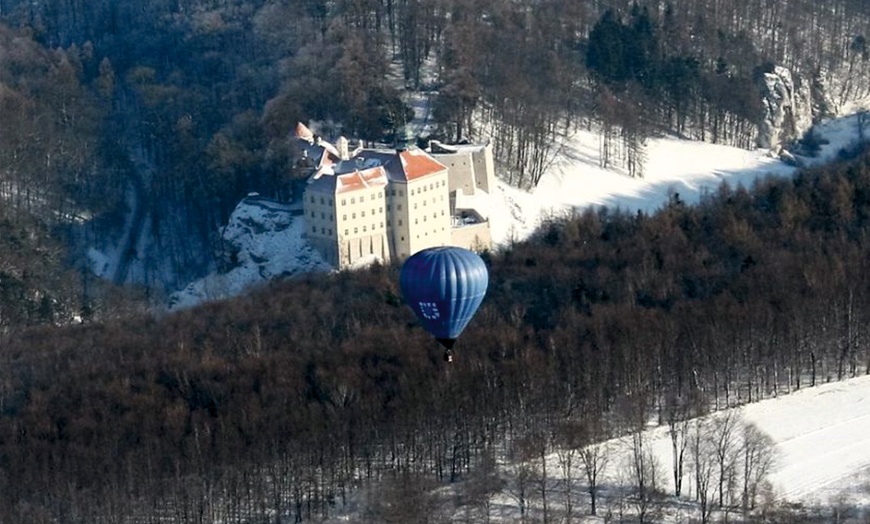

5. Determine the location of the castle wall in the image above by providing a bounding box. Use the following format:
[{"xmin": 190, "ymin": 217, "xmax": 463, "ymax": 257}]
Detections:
[
  {"xmin": 450, "ymin": 222, "xmax": 492, "ymax": 252},
  {"xmin": 303, "ymin": 145, "xmax": 494, "ymax": 269}
]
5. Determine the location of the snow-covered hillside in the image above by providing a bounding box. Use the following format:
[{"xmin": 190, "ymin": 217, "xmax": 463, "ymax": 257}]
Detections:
[
  {"xmin": 168, "ymin": 111, "xmax": 868, "ymax": 310},
  {"xmin": 491, "ymin": 376, "xmax": 870, "ymax": 523},
  {"xmin": 167, "ymin": 195, "xmax": 331, "ymax": 310},
  {"xmin": 492, "ymin": 113, "xmax": 865, "ymax": 245}
]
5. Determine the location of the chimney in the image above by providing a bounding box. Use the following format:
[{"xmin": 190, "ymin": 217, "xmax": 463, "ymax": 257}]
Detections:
[
  {"xmin": 337, "ymin": 136, "xmax": 350, "ymax": 160},
  {"xmin": 295, "ymin": 122, "xmax": 314, "ymax": 143}
]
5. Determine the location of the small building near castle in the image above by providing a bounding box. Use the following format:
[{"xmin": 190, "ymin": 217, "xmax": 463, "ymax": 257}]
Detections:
[{"xmin": 296, "ymin": 123, "xmax": 495, "ymax": 268}]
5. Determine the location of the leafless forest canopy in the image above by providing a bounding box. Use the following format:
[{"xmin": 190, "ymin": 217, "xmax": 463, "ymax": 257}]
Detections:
[
  {"xmin": 1, "ymin": 145, "xmax": 870, "ymax": 521},
  {"xmin": 2, "ymin": 0, "xmax": 870, "ymax": 522}
]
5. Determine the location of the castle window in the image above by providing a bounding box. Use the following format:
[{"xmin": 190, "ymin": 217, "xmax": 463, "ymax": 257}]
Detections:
[
  {"xmin": 310, "ymin": 212, "xmax": 315, "ymax": 218},
  {"xmin": 363, "ymin": 226, "xmax": 367, "ymax": 232},
  {"xmin": 329, "ymin": 199, "xmax": 333, "ymax": 206},
  {"xmin": 351, "ymin": 197, "xmax": 356, "ymax": 204},
  {"xmin": 311, "ymin": 226, "xmax": 316, "ymax": 232},
  {"xmin": 415, "ymin": 219, "xmax": 418, "ymax": 224},
  {"xmin": 352, "ymin": 213, "xmax": 356, "ymax": 219},
  {"xmin": 320, "ymin": 197, "xmax": 324, "ymax": 205},
  {"xmin": 342, "ymin": 199, "xmax": 346, "ymax": 205},
  {"xmin": 321, "ymin": 227, "xmax": 325, "ymax": 234},
  {"xmin": 372, "ymin": 208, "xmax": 376, "ymax": 215},
  {"xmin": 414, "ymin": 203, "xmax": 417, "ymax": 209},
  {"xmin": 398, "ymin": 220, "xmax": 403, "ymax": 226},
  {"xmin": 354, "ymin": 227, "xmax": 358, "ymax": 234},
  {"xmin": 379, "ymin": 207, "xmax": 383, "ymax": 213},
  {"xmin": 343, "ymin": 214, "xmax": 347, "ymax": 220},
  {"xmin": 328, "ymin": 229, "xmax": 332, "ymax": 236},
  {"xmin": 397, "ymin": 204, "xmax": 402, "ymax": 210},
  {"xmin": 345, "ymin": 229, "xmax": 349, "ymax": 235},
  {"xmin": 399, "ymin": 190, "xmax": 404, "ymax": 196},
  {"xmin": 429, "ymin": 183, "xmax": 433, "ymax": 190},
  {"xmin": 362, "ymin": 211, "xmax": 366, "ymax": 217},
  {"xmin": 391, "ymin": 189, "xmax": 396, "ymax": 196},
  {"xmin": 321, "ymin": 213, "xmax": 325, "ymax": 219},
  {"xmin": 310, "ymin": 196, "xmax": 315, "ymax": 203}
]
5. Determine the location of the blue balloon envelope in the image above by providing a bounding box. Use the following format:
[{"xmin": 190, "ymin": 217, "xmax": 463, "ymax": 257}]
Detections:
[{"xmin": 400, "ymin": 246, "xmax": 489, "ymax": 349}]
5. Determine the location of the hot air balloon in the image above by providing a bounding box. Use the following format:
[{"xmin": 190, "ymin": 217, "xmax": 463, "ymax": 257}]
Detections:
[{"xmin": 399, "ymin": 246, "xmax": 489, "ymax": 362}]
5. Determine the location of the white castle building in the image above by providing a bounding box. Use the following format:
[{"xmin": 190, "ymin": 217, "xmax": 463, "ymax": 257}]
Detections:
[{"xmin": 296, "ymin": 123, "xmax": 495, "ymax": 269}]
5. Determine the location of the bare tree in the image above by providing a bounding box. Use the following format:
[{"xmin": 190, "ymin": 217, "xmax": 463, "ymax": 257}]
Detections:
[
  {"xmin": 579, "ymin": 439, "xmax": 611, "ymax": 516},
  {"xmin": 740, "ymin": 422, "xmax": 777, "ymax": 514},
  {"xmin": 690, "ymin": 419, "xmax": 717, "ymax": 524},
  {"xmin": 462, "ymin": 451, "xmax": 505, "ymax": 524},
  {"xmin": 362, "ymin": 472, "xmax": 444, "ymax": 524},
  {"xmin": 664, "ymin": 393, "xmax": 693, "ymax": 497},
  {"xmin": 710, "ymin": 411, "xmax": 742, "ymax": 508},
  {"xmin": 507, "ymin": 463, "xmax": 534, "ymax": 522},
  {"xmin": 626, "ymin": 431, "xmax": 664, "ymax": 524},
  {"xmin": 857, "ymin": 109, "xmax": 870, "ymax": 142},
  {"xmin": 554, "ymin": 421, "xmax": 585, "ymax": 524}
]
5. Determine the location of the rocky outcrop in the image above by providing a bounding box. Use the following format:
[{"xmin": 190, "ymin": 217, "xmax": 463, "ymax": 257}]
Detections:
[
  {"xmin": 167, "ymin": 194, "xmax": 330, "ymax": 310},
  {"xmin": 757, "ymin": 66, "xmax": 813, "ymax": 154},
  {"xmin": 810, "ymin": 69, "xmax": 838, "ymax": 121}
]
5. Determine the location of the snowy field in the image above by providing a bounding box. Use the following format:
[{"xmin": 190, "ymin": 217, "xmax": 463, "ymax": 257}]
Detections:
[
  {"xmin": 488, "ymin": 114, "xmax": 864, "ymax": 246},
  {"xmin": 750, "ymin": 375, "xmax": 870, "ymax": 505},
  {"xmin": 484, "ymin": 375, "xmax": 870, "ymax": 522}
]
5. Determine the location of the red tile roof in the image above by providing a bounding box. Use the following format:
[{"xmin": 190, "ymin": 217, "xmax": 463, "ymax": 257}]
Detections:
[
  {"xmin": 336, "ymin": 166, "xmax": 388, "ymax": 194},
  {"xmin": 399, "ymin": 149, "xmax": 447, "ymax": 181}
]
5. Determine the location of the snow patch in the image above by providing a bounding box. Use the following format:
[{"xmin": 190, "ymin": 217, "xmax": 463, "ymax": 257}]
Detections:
[{"xmin": 167, "ymin": 195, "xmax": 332, "ymax": 310}]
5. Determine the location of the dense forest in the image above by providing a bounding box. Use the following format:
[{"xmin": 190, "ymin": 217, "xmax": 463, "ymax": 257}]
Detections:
[
  {"xmin": 3, "ymin": 0, "xmax": 870, "ymax": 521},
  {"xmin": 1, "ymin": 0, "xmax": 870, "ymax": 310},
  {"xmin": 1, "ymin": 144, "xmax": 870, "ymax": 522}
]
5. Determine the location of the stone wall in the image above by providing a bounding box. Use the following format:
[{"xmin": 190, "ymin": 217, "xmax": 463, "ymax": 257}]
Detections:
[{"xmin": 450, "ymin": 222, "xmax": 491, "ymax": 252}]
